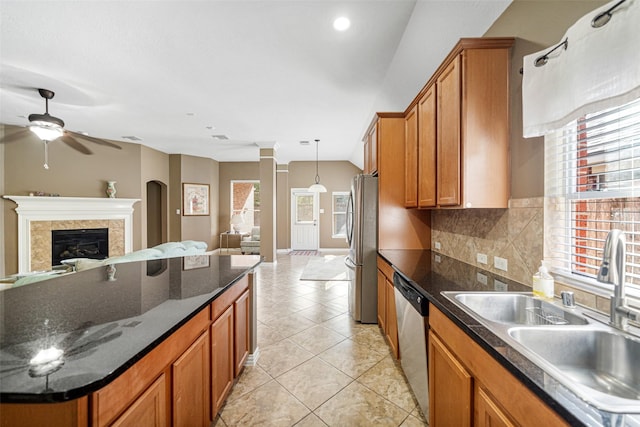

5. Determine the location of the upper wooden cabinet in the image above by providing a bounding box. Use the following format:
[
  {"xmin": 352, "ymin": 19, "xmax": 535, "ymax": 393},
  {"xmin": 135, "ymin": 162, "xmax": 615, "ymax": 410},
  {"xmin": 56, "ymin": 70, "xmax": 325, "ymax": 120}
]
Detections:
[
  {"xmin": 405, "ymin": 38, "xmax": 514, "ymax": 209},
  {"xmin": 404, "ymin": 105, "xmax": 418, "ymax": 208},
  {"xmin": 363, "ymin": 120, "xmax": 378, "ymax": 175},
  {"xmin": 417, "ymin": 85, "xmax": 437, "ymax": 208}
]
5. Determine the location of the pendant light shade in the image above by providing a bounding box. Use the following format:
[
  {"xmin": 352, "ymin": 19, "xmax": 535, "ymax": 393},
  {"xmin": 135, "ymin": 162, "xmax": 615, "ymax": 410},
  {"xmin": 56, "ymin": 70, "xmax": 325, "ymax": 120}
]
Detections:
[{"xmin": 308, "ymin": 139, "xmax": 327, "ymax": 193}]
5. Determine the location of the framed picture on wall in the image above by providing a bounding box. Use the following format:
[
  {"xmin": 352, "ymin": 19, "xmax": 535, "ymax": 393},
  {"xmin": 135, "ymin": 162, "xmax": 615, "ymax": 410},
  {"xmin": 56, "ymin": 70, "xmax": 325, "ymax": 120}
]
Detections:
[{"xmin": 183, "ymin": 183, "xmax": 210, "ymax": 216}]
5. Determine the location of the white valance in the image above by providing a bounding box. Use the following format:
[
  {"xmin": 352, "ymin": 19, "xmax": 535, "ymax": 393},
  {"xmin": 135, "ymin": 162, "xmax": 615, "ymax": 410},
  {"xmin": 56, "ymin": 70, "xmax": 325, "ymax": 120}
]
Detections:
[{"xmin": 522, "ymin": 0, "xmax": 640, "ymax": 138}]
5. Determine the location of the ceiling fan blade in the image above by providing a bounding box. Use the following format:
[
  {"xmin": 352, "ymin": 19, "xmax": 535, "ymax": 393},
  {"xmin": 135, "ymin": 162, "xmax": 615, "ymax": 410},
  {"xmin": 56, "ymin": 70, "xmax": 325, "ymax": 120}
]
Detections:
[
  {"xmin": 60, "ymin": 135, "xmax": 93, "ymax": 155},
  {"xmin": 0, "ymin": 127, "xmax": 31, "ymax": 144},
  {"xmin": 68, "ymin": 131, "xmax": 122, "ymax": 150}
]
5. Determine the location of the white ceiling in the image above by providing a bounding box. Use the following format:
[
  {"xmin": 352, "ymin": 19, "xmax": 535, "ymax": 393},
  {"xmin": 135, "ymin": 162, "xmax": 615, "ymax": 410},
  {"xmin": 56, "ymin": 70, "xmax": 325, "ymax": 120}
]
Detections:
[{"xmin": 0, "ymin": 0, "xmax": 511, "ymax": 167}]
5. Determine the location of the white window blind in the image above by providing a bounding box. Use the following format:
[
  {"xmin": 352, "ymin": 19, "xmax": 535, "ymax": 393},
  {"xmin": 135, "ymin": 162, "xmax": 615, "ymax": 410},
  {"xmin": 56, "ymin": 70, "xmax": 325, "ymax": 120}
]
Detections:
[{"xmin": 545, "ymin": 97, "xmax": 640, "ymax": 287}]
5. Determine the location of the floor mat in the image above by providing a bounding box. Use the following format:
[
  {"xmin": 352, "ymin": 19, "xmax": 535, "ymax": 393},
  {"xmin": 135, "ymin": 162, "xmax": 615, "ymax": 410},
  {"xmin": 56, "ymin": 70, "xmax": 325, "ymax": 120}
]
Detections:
[
  {"xmin": 300, "ymin": 255, "xmax": 348, "ymax": 281},
  {"xmin": 289, "ymin": 250, "xmax": 319, "ymax": 256}
]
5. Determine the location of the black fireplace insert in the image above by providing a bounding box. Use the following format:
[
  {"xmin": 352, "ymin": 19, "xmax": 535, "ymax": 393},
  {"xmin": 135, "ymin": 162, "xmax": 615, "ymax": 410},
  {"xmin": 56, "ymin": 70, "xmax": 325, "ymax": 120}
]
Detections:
[{"xmin": 51, "ymin": 228, "xmax": 109, "ymax": 266}]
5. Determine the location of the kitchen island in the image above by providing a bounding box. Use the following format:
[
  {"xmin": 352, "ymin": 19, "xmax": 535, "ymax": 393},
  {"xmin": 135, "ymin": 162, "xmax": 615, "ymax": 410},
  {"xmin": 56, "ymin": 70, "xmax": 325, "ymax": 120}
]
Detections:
[
  {"xmin": 379, "ymin": 249, "xmax": 640, "ymax": 427},
  {"xmin": 0, "ymin": 253, "xmax": 261, "ymax": 426}
]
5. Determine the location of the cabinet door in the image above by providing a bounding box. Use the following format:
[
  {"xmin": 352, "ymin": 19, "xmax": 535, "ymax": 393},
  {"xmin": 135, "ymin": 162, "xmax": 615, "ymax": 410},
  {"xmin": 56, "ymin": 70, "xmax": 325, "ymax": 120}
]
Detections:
[
  {"xmin": 211, "ymin": 305, "xmax": 234, "ymax": 416},
  {"xmin": 475, "ymin": 386, "xmax": 516, "ymax": 427},
  {"xmin": 234, "ymin": 289, "xmax": 250, "ymax": 377},
  {"xmin": 369, "ymin": 123, "xmax": 378, "ymax": 175},
  {"xmin": 385, "ymin": 278, "xmax": 399, "ymax": 359},
  {"xmin": 437, "ymin": 55, "xmax": 461, "ymax": 206},
  {"xmin": 404, "ymin": 104, "xmax": 418, "ymax": 208},
  {"xmin": 364, "ymin": 137, "xmax": 371, "ymax": 174},
  {"xmin": 112, "ymin": 374, "xmax": 167, "ymax": 427},
  {"xmin": 428, "ymin": 330, "xmax": 472, "ymax": 426},
  {"xmin": 173, "ymin": 332, "xmax": 210, "ymax": 427},
  {"xmin": 418, "ymin": 85, "xmax": 437, "ymax": 208},
  {"xmin": 377, "ymin": 269, "xmax": 386, "ymax": 331}
]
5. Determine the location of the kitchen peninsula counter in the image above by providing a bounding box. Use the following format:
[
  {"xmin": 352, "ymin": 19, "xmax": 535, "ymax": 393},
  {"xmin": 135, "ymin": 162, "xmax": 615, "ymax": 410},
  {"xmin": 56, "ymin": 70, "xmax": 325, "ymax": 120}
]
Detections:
[
  {"xmin": 378, "ymin": 249, "xmax": 638, "ymax": 427},
  {"xmin": 0, "ymin": 254, "xmax": 261, "ymax": 404}
]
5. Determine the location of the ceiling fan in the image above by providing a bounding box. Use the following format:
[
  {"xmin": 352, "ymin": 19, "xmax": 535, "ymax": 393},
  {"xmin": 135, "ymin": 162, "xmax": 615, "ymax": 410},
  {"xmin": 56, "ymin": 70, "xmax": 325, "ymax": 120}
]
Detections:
[{"xmin": 1, "ymin": 88, "xmax": 121, "ymax": 169}]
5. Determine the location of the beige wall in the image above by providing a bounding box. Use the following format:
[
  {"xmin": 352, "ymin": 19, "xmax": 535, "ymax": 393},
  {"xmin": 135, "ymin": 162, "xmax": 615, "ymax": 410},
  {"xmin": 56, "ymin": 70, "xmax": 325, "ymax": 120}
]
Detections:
[
  {"xmin": 2, "ymin": 125, "xmax": 143, "ymax": 273},
  {"xmin": 287, "ymin": 161, "xmax": 361, "ymax": 249},
  {"xmin": 430, "ymin": 1, "xmax": 608, "ymax": 285},
  {"xmin": 1, "ymin": 126, "xmax": 220, "ymax": 273},
  {"xmin": 174, "ymin": 154, "xmax": 220, "ymax": 249},
  {"xmin": 276, "ymin": 165, "xmax": 290, "ymax": 249},
  {"xmin": 484, "ymin": 0, "xmax": 608, "ymax": 198}
]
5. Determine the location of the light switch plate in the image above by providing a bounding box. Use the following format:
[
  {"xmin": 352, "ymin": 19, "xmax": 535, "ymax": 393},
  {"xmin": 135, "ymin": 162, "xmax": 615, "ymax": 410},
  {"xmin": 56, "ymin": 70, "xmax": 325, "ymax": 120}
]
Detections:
[
  {"xmin": 434, "ymin": 241, "xmax": 441, "ymax": 250},
  {"xmin": 494, "ymin": 256, "xmax": 508, "ymax": 271},
  {"xmin": 477, "ymin": 272, "xmax": 488, "ymax": 285}
]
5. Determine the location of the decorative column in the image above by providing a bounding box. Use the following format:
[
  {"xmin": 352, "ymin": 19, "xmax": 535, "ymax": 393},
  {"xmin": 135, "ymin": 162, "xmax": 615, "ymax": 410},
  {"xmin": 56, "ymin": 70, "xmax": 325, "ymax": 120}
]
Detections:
[{"xmin": 259, "ymin": 145, "xmax": 277, "ymax": 262}]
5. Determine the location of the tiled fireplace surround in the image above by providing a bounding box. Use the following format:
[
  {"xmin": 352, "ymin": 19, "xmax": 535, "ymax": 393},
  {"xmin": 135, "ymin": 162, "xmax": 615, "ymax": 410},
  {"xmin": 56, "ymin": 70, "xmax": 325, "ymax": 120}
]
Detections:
[
  {"xmin": 4, "ymin": 196, "xmax": 139, "ymax": 273},
  {"xmin": 431, "ymin": 197, "xmax": 613, "ymax": 314}
]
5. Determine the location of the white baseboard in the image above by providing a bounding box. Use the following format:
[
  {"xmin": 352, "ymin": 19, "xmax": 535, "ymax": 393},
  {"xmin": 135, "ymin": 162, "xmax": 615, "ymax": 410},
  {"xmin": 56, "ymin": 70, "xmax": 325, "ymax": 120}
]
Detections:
[{"xmin": 245, "ymin": 347, "xmax": 260, "ymax": 366}]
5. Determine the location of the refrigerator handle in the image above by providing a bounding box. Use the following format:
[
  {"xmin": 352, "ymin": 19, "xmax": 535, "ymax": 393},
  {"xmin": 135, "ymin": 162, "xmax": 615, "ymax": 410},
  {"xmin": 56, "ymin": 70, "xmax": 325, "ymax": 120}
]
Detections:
[
  {"xmin": 345, "ymin": 192, "xmax": 354, "ymax": 246},
  {"xmin": 344, "ymin": 256, "xmax": 356, "ymax": 270}
]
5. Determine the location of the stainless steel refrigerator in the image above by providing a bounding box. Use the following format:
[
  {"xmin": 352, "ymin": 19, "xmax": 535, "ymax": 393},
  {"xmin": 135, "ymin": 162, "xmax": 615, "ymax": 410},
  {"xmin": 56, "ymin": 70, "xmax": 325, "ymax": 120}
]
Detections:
[{"xmin": 344, "ymin": 174, "xmax": 378, "ymax": 323}]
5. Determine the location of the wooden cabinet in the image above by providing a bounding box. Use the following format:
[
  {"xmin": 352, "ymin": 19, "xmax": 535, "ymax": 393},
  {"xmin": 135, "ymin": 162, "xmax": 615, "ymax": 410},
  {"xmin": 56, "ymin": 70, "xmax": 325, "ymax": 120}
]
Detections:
[
  {"xmin": 475, "ymin": 386, "xmax": 516, "ymax": 427},
  {"xmin": 404, "ymin": 104, "xmax": 418, "ymax": 208},
  {"xmin": 436, "ymin": 56, "xmax": 462, "ymax": 206},
  {"xmin": 363, "ymin": 120, "xmax": 378, "ymax": 175},
  {"xmin": 234, "ymin": 289, "xmax": 250, "ymax": 377},
  {"xmin": 210, "ymin": 274, "xmax": 250, "ymax": 416},
  {"xmin": 112, "ymin": 375, "xmax": 167, "ymax": 427},
  {"xmin": 428, "ymin": 331, "xmax": 472, "ymax": 426},
  {"xmin": 377, "ymin": 269, "xmax": 386, "ymax": 331},
  {"xmin": 418, "ymin": 85, "xmax": 437, "ymax": 208},
  {"xmin": 376, "ymin": 256, "xmax": 399, "ymax": 359},
  {"xmin": 172, "ymin": 332, "xmax": 210, "ymax": 427},
  {"xmin": 371, "ymin": 113, "xmax": 432, "ymax": 250},
  {"xmin": 404, "ymin": 38, "xmax": 513, "ymax": 209},
  {"xmin": 211, "ymin": 304, "xmax": 234, "ymax": 416},
  {"xmin": 428, "ymin": 305, "xmax": 568, "ymax": 426}
]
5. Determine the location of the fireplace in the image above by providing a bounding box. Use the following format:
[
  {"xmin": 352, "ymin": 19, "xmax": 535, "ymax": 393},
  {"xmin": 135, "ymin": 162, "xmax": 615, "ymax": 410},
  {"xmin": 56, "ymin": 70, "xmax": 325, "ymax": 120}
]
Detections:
[
  {"xmin": 51, "ymin": 228, "xmax": 109, "ymax": 266},
  {"xmin": 3, "ymin": 195, "xmax": 139, "ymax": 273}
]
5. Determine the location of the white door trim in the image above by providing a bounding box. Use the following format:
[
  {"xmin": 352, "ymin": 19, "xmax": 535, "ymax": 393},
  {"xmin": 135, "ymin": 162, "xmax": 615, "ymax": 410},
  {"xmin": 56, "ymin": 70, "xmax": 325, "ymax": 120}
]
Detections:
[{"xmin": 290, "ymin": 188, "xmax": 319, "ymax": 250}]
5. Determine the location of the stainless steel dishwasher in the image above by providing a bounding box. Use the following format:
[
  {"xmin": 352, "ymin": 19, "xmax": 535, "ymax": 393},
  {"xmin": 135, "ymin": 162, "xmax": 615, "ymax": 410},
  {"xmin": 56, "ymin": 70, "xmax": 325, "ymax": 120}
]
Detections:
[{"xmin": 393, "ymin": 271, "xmax": 429, "ymax": 417}]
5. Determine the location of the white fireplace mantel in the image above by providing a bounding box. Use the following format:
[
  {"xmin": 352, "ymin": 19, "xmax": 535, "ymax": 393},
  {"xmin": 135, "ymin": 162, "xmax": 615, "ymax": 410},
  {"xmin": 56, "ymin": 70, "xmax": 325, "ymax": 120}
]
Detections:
[{"xmin": 3, "ymin": 196, "xmax": 140, "ymax": 273}]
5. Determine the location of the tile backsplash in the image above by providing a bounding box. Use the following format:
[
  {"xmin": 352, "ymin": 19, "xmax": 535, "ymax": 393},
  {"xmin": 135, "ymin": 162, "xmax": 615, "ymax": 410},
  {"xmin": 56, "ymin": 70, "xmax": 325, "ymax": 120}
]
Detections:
[{"xmin": 431, "ymin": 197, "xmax": 543, "ymax": 288}]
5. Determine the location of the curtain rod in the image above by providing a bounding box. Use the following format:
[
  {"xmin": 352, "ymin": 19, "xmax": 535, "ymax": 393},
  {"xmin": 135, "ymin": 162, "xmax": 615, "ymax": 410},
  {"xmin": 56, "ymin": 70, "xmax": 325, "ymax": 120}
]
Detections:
[{"xmin": 527, "ymin": 0, "xmax": 628, "ymax": 71}]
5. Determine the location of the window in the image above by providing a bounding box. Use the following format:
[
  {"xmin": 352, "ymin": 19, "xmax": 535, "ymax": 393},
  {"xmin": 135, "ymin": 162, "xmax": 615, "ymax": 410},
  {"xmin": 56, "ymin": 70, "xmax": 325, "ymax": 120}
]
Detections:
[
  {"xmin": 545, "ymin": 97, "xmax": 640, "ymax": 290},
  {"xmin": 230, "ymin": 181, "xmax": 260, "ymax": 233},
  {"xmin": 332, "ymin": 192, "xmax": 349, "ymax": 238}
]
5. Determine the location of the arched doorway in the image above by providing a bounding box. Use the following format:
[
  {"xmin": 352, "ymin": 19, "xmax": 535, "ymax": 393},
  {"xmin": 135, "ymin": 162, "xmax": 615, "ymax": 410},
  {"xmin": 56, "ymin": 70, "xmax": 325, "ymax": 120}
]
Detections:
[{"xmin": 146, "ymin": 180, "xmax": 167, "ymax": 247}]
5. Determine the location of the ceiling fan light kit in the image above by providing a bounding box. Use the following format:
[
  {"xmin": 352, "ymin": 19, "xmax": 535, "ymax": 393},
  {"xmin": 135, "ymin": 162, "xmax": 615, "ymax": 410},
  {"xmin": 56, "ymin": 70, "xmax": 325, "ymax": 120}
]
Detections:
[
  {"xmin": 0, "ymin": 88, "xmax": 122, "ymax": 169},
  {"xmin": 29, "ymin": 121, "xmax": 64, "ymax": 141}
]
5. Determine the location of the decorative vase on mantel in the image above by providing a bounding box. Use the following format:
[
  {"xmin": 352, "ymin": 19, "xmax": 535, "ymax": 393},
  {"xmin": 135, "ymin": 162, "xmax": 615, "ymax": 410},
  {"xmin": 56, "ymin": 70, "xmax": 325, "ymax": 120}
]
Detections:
[{"xmin": 106, "ymin": 181, "xmax": 117, "ymax": 198}]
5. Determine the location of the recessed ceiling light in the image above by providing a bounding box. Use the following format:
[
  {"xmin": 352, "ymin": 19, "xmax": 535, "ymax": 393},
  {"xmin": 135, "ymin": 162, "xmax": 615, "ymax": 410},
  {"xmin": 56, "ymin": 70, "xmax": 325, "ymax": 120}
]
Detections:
[
  {"xmin": 333, "ymin": 16, "xmax": 350, "ymax": 31},
  {"xmin": 211, "ymin": 135, "xmax": 229, "ymax": 140}
]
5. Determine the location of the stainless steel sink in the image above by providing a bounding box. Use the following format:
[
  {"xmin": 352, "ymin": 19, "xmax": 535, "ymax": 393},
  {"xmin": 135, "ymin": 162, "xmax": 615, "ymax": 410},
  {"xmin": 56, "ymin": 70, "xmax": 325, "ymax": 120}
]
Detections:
[
  {"xmin": 445, "ymin": 292, "xmax": 589, "ymax": 326},
  {"xmin": 441, "ymin": 291, "xmax": 640, "ymax": 413},
  {"xmin": 509, "ymin": 326, "xmax": 640, "ymax": 412}
]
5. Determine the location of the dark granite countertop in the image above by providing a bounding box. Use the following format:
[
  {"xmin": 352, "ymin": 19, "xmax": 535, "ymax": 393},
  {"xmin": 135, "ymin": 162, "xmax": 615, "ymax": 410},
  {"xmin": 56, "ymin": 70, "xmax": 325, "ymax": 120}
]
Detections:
[
  {"xmin": 378, "ymin": 249, "xmax": 640, "ymax": 427},
  {"xmin": 0, "ymin": 254, "xmax": 261, "ymax": 403}
]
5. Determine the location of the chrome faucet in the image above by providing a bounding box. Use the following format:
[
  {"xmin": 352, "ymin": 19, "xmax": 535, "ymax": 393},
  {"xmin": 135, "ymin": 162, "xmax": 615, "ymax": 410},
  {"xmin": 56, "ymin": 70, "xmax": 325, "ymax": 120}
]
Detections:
[{"xmin": 597, "ymin": 229, "xmax": 640, "ymax": 329}]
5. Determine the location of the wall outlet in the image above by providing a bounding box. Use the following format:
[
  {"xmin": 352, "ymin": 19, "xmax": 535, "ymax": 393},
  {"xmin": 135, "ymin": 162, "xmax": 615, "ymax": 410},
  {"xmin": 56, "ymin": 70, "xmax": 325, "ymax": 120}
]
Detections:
[
  {"xmin": 476, "ymin": 253, "xmax": 488, "ymax": 264},
  {"xmin": 494, "ymin": 256, "xmax": 508, "ymax": 271},
  {"xmin": 434, "ymin": 241, "xmax": 441, "ymax": 250},
  {"xmin": 494, "ymin": 279, "xmax": 508, "ymax": 291},
  {"xmin": 476, "ymin": 272, "xmax": 488, "ymax": 285}
]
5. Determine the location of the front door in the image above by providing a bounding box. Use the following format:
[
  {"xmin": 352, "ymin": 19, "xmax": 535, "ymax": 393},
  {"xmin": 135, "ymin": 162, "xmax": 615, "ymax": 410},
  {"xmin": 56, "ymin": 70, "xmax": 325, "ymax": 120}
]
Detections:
[{"xmin": 290, "ymin": 189, "xmax": 319, "ymax": 250}]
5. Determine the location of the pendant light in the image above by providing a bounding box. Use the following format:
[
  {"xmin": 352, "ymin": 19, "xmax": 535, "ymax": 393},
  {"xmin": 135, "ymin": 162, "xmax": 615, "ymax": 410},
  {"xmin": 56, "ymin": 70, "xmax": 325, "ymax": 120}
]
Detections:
[{"xmin": 308, "ymin": 139, "xmax": 327, "ymax": 192}]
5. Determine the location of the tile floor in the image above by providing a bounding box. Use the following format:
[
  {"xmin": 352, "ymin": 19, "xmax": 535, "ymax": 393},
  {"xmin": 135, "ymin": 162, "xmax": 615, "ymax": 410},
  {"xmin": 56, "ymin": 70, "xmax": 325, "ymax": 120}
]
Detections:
[{"xmin": 214, "ymin": 252, "xmax": 428, "ymax": 427}]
